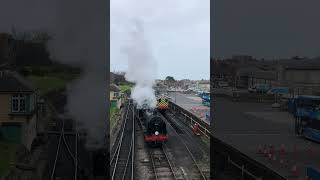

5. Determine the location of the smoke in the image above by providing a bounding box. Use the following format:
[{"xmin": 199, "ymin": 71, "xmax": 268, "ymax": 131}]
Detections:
[
  {"xmin": 0, "ymin": 0, "xmax": 108, "ymax": 149},
  {"xmin": 122, "ymin": 20, "xmax": 157, "ymax": 109},
  {"xmin": 0, "ymin": 0, "xmax": 108, "ymax": 148},
  {"xmin": 48, "ymin": 0, "xmax": 108, "ymax": 149},
  {"xmin": 66, "ymin": 69, "xmax": 107, "ymax": 148}
]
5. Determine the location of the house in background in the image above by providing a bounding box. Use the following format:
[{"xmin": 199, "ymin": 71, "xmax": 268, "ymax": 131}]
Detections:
[
  {"xmin": 0, "ymin": 70, "xmax": 38, "ymax": 150},
  {"xmin": 197, "ymin": 80, "xmax": 210, "ymax": 92},
  {"xmin": 248, "ymin": 70, "xmax": 277, "ymax": 88},
  {"xmin": 110, "ymin": 84, "xmax": 122, "ymax": 109},
  {"xmin": 277, "ymin": 60, "xmax": 320, "ymax": 95}
]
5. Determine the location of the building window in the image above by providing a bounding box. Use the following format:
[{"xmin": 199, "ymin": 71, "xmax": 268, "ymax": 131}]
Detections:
[{"xmin": 12, "ymin": 94, "xmax": 27, "ymax": 113}]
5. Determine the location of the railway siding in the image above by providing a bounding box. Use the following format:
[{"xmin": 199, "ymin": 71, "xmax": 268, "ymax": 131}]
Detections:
[
  {"xmin": 110, "ymin": 102, "xmax": 134, "ymax": 180},
  {"xmin": 168, "ymin": 101, "xmax": 211, "ymax": 138}
]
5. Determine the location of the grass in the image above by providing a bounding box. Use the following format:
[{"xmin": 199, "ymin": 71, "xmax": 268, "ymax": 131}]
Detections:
[
  {"xmin": 21, "ymin": 64, "xmax": 81, "ymax": 95},
  {"xmin": 27, "ymin": 75, "xmax": 68, "ymax": 95},
  {"xmin": 0, "ymin": 142, "xmax": 18, "ymax": 176},
  {"xmin": 110, "ymin": 107, "xmax": 120, "ymax": 130},
  {"xmin": 119, "ymin": 84, "xmax": 132, "ymax": 93},
  {"xmin": 27, "ymin": 71, "xmax": 80, "ymax": 95}
]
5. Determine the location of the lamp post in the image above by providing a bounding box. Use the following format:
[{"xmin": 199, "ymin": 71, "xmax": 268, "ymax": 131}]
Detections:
[{"xmin": 175, "ymin": 86, "xmax": 177, "ymax": 103}]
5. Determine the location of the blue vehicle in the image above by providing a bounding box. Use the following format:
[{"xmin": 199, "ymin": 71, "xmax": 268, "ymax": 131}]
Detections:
[
  {"xmin": 201, "ymin": 92, "xmax": 210, "ymax": 107},
  {"xmin": 196, "ymin": 90, "xmax": 204, "ymax": 97},
  {"xmin": 248, "ymin": 84, "xmax": 271, "ymax": 94},
  {"xmin": 290, "ymin": 95, "xmax": 320, "ymax": 142},
  {"xmin": 205, "ymin": 112, "xmax": 210, "ymax": 122},
  {"xmin": 306, "ymin": 166, "xmax": 320, "ymax": 179}
]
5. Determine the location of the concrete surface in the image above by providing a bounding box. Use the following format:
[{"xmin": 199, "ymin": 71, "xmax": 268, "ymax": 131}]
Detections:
[
  {"xmin": 168, "ymin": 92, "xmax": 210, "ymax": 124},
  {"xmin": 213, "ymin": 97, "xmax": 320, "ymax": 180}
]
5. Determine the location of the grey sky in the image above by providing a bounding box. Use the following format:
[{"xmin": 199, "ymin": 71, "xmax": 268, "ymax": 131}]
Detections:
[
  {"xmin": 213, "ymin": 0, "xmax": 320, "ymax": 59},
  {"xmin": 111, "ymin": 0, "xmax": 210, "ymax": 80},
  {"xmin": 0, "ymin": 1, "xmax": 56, "ymax": 32}
]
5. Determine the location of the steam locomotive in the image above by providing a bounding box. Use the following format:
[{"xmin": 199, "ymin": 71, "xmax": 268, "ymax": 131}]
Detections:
[{"xmin": 138, "ymin": 108, "xmax": 168, "ymax": 146}]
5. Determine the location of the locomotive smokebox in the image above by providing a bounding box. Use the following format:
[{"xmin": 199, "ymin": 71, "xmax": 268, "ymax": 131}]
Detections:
[{"xmin": 142, "ymin": 110, "xmax": 168, "ymax": 146}]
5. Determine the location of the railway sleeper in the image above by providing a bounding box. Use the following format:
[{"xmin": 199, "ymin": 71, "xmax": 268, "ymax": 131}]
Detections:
[
  {"xmin": 156, "ymin": 167, "xmax": 172, "ymax": 172},
  {"xmin": 156, "ymin": 171, "xmax": 174, "ymax": 177},
  {"xmin": 157, "ymin": 177, "xmax": 175, "ymax": 180},
  {"xmin": 112, "ymin": 159, "xmax": 128, "ymax": 166},
  {"xmin": 202, "ymin": 170, "xmax": 211, "ymax": 179},
  {"xmin": 190, "ymin": 169, "xmax": 205, "ymax": 180}
]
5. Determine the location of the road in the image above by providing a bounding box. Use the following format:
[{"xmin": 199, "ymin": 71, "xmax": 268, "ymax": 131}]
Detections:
[
  {"xmin": 168, "ymin": 92, "xmax": 210, "ymax": 124},
  {"xmin": 213, "ymin": 97, "xmax": 320, "ymax": 179}
]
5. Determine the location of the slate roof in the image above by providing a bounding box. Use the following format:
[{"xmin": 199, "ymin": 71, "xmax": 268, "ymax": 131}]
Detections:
[
  {"xmin": 110, "ymin": 84, "xmax": 120, "ymax": 92},
  {"xmin": 0, "ymin": 71, "xmax": 36, "ymax": 93}
]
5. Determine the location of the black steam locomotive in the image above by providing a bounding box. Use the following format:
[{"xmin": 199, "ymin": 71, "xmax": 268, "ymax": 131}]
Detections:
[{"xmin": 138, "ymin": 109, "xmax": 168, "ymax": 146}]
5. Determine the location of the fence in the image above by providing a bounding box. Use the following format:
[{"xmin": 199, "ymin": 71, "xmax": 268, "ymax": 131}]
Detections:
[
  {"xmin": 213, "ymin": 88, "xmax": 275, "ymax": 103},
  {"xmin": 213, "ymin": 136, "xmax": 286, "ymax": 180},
  {"xmin": 168, "ymin": 101, "xmax": 211, "ymax": 138}
]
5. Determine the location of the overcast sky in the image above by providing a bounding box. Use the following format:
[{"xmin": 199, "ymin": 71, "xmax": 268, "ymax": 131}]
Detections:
[
  {"xmin": 213, "ymin": 0, "xmax": 320, "ymax": 59},
  {"xmin": 111, "ymin": 0, "xmax": 210, "ymax": 80}
]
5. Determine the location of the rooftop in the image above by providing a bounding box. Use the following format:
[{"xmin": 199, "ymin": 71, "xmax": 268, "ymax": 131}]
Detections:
[
  {"xmin": 110, "ymin": 84, "xmax": 120, "ymax": 92},
  {"xmin": 0, "ymin": 70, "xmax": 36, "ymax": 93},
  {"xmin": 251, "ymin": 70, "xmax": 277, "ymax": 80},
  {"xmin": 278, "ymin": 59, "xmax": 320, "ymax": 70}
]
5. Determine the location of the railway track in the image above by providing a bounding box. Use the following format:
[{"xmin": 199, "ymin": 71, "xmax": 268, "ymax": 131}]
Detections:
[
  {"xmin": 110, "ymin": 102, "xmax": 134, "ymax": 180},
  {"xmin": 149, "ymin": 144, "xmax": 178, "ymax": 180},
  {"xmin": 164, "ymin": 111, "xmax": 210, "ymax": 156},
  {"xmin": 160, "ymin": 112, "xmax": 209, "ymax": 180},
  {"xmin": 165, "ymin": 111, "xmax": 211, "ymax": 179},
  {"xmin": 134, "ymin": 107, "xmax": 180, "ymax": 180},
  {"xmin": 46, "ymin": 91, "xmax": 94, "ymax": 180},
  {"xmin": 50, "ymin": 115, "xmax": 79, "ymax": 180}
]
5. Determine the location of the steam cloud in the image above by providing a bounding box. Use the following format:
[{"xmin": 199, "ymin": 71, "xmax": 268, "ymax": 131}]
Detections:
[
  {"xmin": 123, "ymin": 20, "xmax": 157, "ymax": 109},
  {"xmin": 49, "ymin": 0, "xmax": 108, "ymax": 149},
  {"xmin": 0, "ymin": 0, "xmax": 108, "ymax": 148}
]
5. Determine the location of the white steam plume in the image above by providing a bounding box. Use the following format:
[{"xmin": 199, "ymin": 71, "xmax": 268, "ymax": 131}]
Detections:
[
  {"xmin": 123, "ymin": 20, "xmax": 157, "ymax": 109},
  {"xmin": 49, "ymin": 0, "xmax": 108, "ymax": 149}
]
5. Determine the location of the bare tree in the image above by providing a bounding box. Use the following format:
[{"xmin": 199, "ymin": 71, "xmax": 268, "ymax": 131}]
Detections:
[{"xmin": 31, "ymin": 31, "xmax": 52, "ymax": 44}]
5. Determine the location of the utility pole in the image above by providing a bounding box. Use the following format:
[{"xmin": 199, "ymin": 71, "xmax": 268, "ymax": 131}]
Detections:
[{"xmin": 175, "ymin": 86, "xmax": 177, "ymax": 104}]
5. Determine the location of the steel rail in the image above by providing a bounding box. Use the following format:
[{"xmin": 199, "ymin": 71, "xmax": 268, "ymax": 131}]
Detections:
[
  {"xmin": 50, "ymin": 117, "xmax": 65, "ymax": 180},
  {"xmin": 161, "ymin": 113, "xmax": 207, "ymax": 180},
  {"xmin": 111, "ymin": 102, "xmax": 134, "ymax": 180}
]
